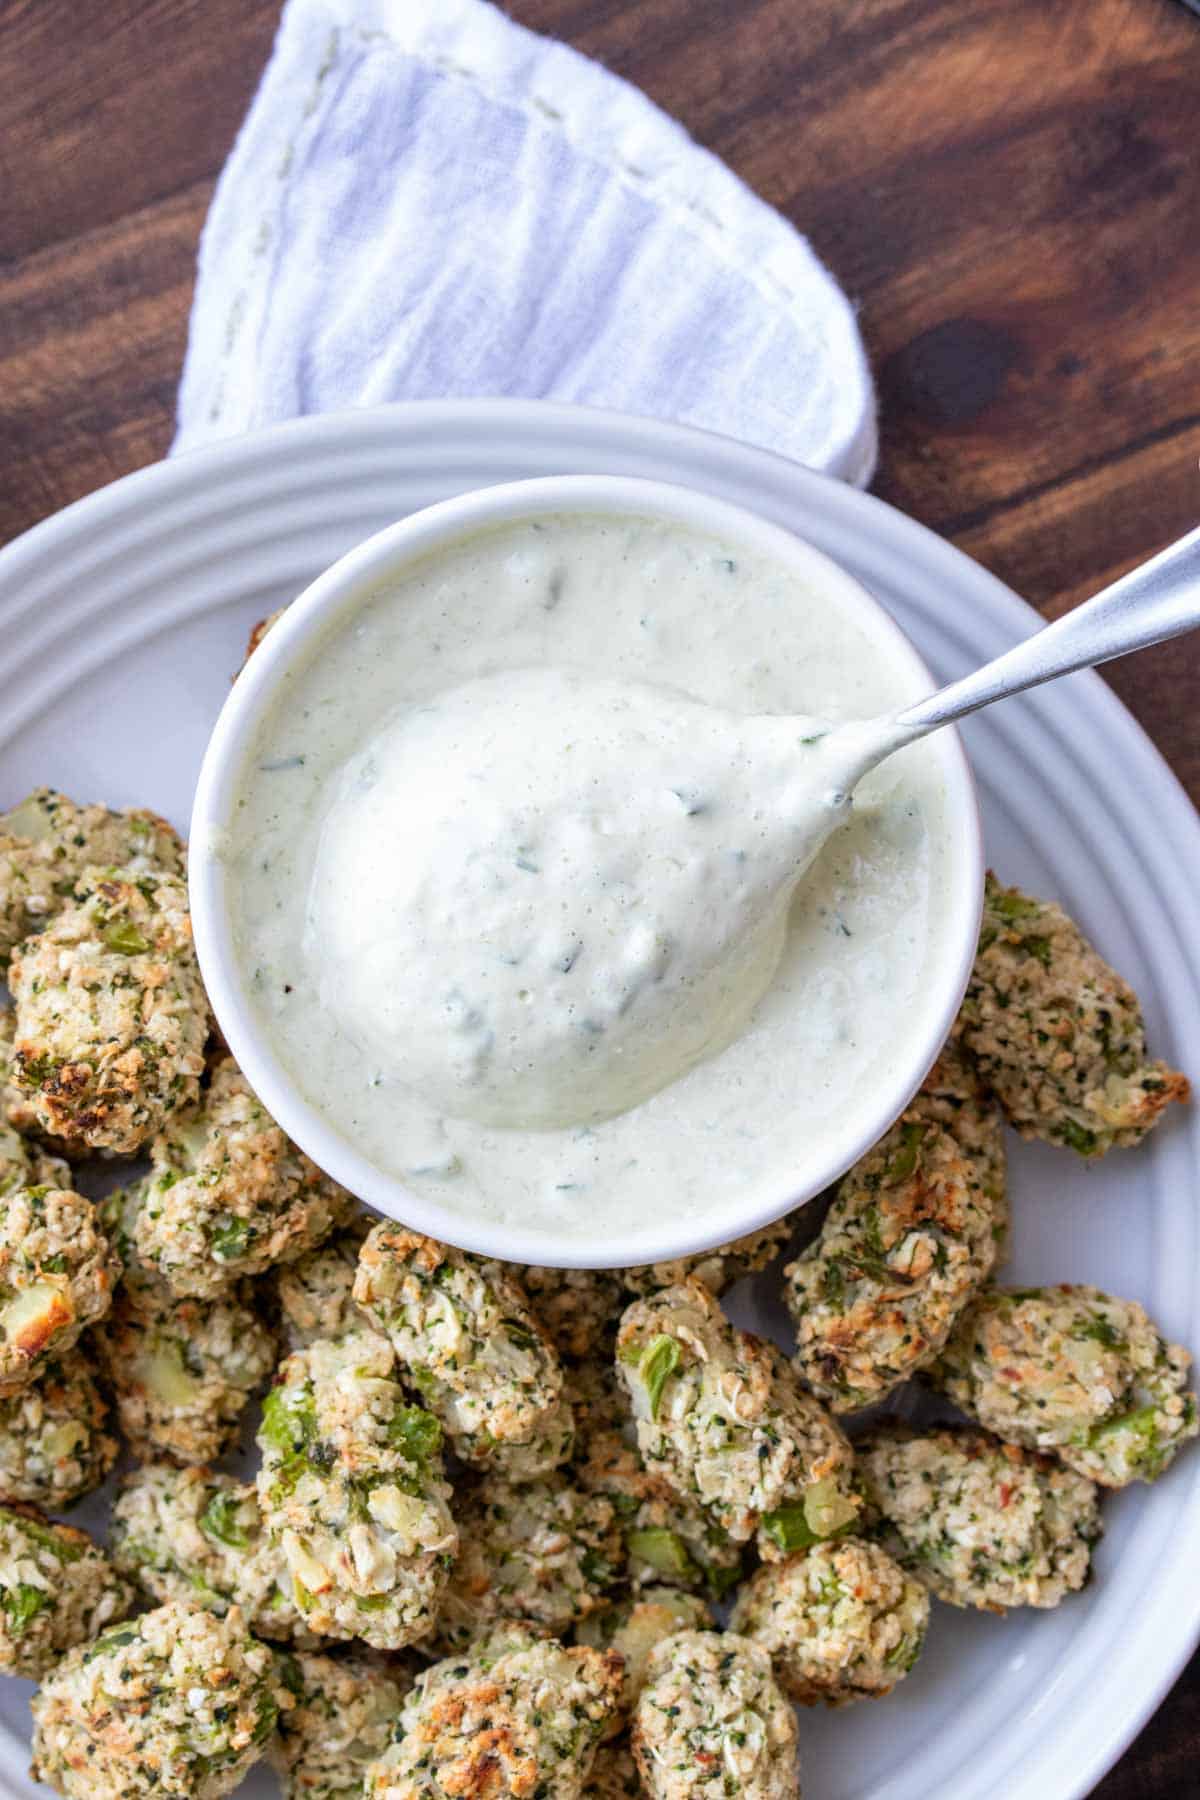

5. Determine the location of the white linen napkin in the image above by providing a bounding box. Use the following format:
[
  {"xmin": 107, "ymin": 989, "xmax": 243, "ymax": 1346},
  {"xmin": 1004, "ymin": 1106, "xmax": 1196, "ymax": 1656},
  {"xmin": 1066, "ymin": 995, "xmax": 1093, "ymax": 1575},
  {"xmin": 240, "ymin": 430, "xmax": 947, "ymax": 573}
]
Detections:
[{"xmin": 174, "ymin": 0, "xmax": 876, "ymax": 484}]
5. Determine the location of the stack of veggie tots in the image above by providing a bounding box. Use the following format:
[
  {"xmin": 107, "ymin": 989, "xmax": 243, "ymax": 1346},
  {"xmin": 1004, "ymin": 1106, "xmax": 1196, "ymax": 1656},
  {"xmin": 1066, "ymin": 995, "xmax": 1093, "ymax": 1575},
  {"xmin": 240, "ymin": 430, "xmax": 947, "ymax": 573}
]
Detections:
[{"xmin": 0, "ymin": 759, "xmax": 1194, "ymax": 1800}]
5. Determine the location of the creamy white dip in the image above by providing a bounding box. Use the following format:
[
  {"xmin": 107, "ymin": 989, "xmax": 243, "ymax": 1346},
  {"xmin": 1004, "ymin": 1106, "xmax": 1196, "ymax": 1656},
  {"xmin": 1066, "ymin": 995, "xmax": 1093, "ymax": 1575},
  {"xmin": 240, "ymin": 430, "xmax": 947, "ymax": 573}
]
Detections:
[
  {"xmin": 308, "ymin": 666, "xmax": 853, "ymax": 1131},
  {"xmin": 228, "ymin": 513, "xmax": 956, "ymax": 1244}
]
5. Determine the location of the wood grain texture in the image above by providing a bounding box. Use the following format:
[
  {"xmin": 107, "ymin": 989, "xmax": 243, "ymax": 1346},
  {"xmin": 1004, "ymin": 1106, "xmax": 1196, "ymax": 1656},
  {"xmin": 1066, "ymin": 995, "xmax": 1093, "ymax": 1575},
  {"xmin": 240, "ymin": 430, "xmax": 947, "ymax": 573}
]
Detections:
[{"xmin": 0, "ymin": 2, "xmax": 1197, "ymax": 1787}]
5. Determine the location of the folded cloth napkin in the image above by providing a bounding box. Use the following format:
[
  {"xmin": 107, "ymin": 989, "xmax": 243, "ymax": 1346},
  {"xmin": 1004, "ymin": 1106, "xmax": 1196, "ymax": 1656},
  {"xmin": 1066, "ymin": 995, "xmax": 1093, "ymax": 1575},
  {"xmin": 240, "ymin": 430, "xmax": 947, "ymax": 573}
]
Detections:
[{"xmin": 175, "ymin": 0, "xmax": 876, "ymax": 483}]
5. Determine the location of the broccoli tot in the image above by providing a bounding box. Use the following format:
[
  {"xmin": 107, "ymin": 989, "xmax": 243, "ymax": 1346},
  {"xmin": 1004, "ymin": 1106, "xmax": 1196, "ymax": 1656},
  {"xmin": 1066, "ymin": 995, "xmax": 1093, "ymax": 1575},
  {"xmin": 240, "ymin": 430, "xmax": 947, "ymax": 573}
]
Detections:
[
  {"xmin": 0, "ymin": 1185, "xmax": 119, "ymax": 1396},
  {"xmin": 433, "ymin": 1470, "xmax": 622, "ymax": 1651},
  {"xmin": 257, "ymin": 1329, "xmax": 457, "ymax": 1648},
  {"xmin": 568, "ymin": 1357, "xmax": 745, "ymax": 1595},
  {"xmin": 111, "ymin": 1464, "xmax": 310, "ymax": 1643},
  {"xmin": 632, "ymin": 1630, "xmax": 799, "ymax": 1800},
  {"xmin": 273, "ymin": 1649, "xmax": 414, "ymax": 1799},
  {"xmin": 95, "ymin": 1260, "xmax": 276, "ymax": 1466},
  {"xmin": 576, "ymin": 1587, "xmax": 714, "ymax": 1727},
  {"xmin": 0, "ymin": 1350, "xmax": 118, "ymax": 1507},
  {"xmin": 958, "ymin": 873, "xmax": 1189, "ymax": 1155},
  {"xmin": 135, "ymin": 1054, "xmax": 351, "ymax": 1298},
  {"xmin": 0, "ymin": 1503, "xmax": 133, "ymax": 1678},
  {"xmin": 0, "ymin": 787, "xmax": 183, "ymax": 971},
  {"xmin": 730, "ymin": 1537, "xmax": 929, "ymax": 1704},
  {"xmin": 617, "ymin": 1279, "xmax": 858, "ymax": 1557},
  {"xmin": 273, "ymin": 1215, "xmax": 373, "ymax": 1350},
  {"xmin": 30, "ymin": 1600, "xmax": 287, "ymax": 1799},
  {"xmin": 932, "ymin": 1283, "xmax": 1199, "ymax": 1486},
  {"xmin": 364, "ymin": 1625, "xmax": 622, "ymax": 1800},
  {"xmin": 784, "ymin": 1088, "xmax": 1002, "ymax": 1414},
  {"xmin": 355, "ymin": 1224, "xmax": 573, "ymax": 1479},
  {"xmin": 8, "ymin": 866, "xmax": 208, "ymax": 1154},
  {"xmin": 576, "ymin": 1426, "xmax": 744, "ymax": 1598},
  {"xmin": 857, "ymin": 1424, "xmax": 1103, "ymax": 1612}
]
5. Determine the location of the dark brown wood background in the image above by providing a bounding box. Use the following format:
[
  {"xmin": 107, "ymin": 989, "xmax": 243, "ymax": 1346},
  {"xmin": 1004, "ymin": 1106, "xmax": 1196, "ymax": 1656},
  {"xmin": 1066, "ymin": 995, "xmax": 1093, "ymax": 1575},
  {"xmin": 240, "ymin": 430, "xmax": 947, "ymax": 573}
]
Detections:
[{"xmin": 1, "ymin": 0, "xmax": 1197, "ymax": 1789}]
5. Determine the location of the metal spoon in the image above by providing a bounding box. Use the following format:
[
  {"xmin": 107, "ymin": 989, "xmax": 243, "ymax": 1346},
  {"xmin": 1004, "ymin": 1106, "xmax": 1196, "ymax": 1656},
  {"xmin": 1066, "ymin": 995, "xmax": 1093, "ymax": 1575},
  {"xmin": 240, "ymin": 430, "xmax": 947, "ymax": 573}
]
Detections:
[{"xmin": 822, "ymin": 522, "xmax": 1200, "ymax": 794}]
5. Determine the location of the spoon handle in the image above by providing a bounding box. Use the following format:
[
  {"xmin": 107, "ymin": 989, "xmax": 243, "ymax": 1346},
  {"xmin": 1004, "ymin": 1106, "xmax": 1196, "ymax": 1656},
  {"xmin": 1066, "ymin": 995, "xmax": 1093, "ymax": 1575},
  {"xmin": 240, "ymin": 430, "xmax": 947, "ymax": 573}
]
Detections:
[{"xmin": 893, "ymin": 522, "xmax": 1200, "ymax": 737}]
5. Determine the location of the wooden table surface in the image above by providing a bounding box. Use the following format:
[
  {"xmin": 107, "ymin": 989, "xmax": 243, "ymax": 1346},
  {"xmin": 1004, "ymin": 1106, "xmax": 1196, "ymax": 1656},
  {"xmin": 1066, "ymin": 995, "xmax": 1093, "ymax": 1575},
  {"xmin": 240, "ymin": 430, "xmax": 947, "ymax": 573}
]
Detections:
[{"xmin": 1, "ymin": 0, "xmax": 1197, "ymax": 1788}]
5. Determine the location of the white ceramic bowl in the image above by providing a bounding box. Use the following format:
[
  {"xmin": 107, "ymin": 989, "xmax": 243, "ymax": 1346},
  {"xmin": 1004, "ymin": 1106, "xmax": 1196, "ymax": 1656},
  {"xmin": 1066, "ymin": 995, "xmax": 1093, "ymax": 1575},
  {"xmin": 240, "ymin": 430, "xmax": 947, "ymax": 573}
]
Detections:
[{"xmin": 190, "ymin": 472, "xmax": 982, "ymax": 1265}]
